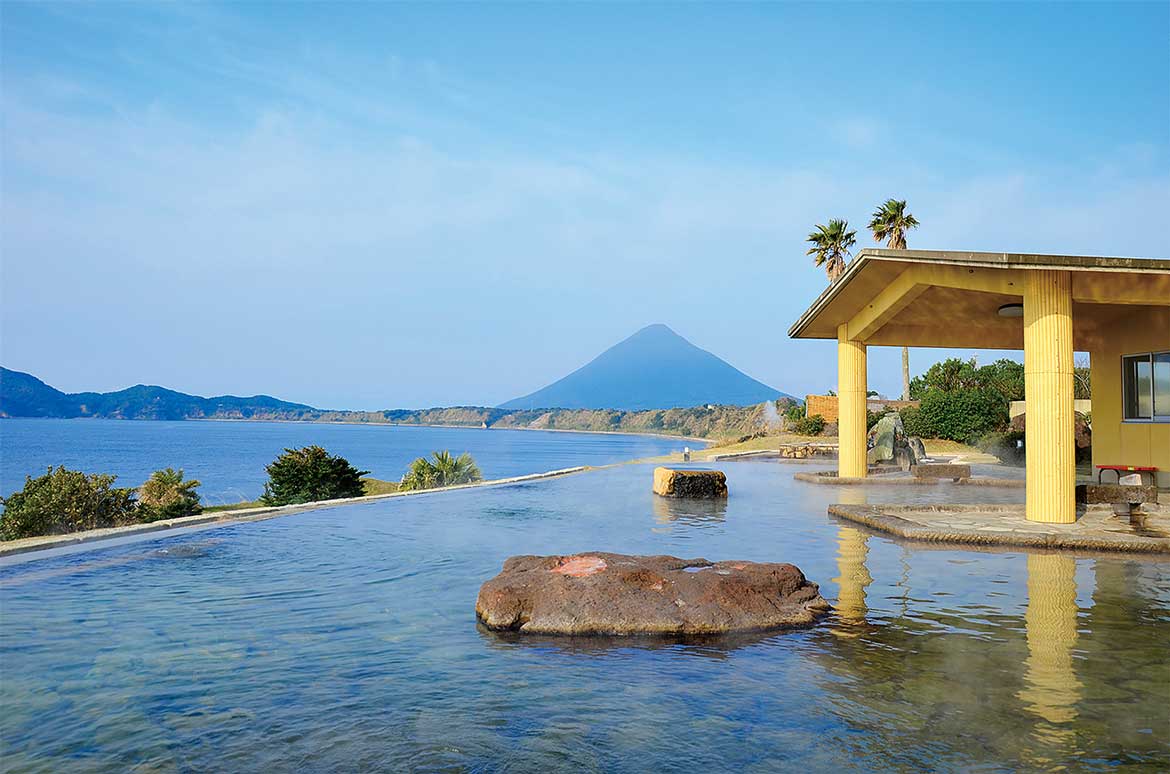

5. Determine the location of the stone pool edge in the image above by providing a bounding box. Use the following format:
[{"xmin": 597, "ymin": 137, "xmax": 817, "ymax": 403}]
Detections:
[
  {"xmin": 828, "ymin": 503, "xmax": 1170, "ymax": 555},
  {"xmin": 0, "ymin": 466, "xmax": 589, "ymax": 558}
]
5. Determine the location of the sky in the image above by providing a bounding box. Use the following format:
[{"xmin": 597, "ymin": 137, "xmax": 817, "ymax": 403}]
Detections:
[{"xmin": 2, "ymin": 2, "xmax": 1168, "ymax": 410}]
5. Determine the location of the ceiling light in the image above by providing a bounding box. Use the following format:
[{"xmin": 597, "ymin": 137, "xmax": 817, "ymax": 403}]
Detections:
[{"xmin": 997, "ymin": 303, "xmax": 1024, "ymax": 318}]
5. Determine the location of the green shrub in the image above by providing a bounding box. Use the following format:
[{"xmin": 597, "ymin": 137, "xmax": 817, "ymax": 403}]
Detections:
[
  {"xmin": 914, "ymin": 388, "xmax": 1008, "ymax": 443},
  {"xmin": 792, "ymin": 414, "xmax": 826, "ymax": 436},
  {"xmin": 785, "ymin": 404, "xmax": 806, "ymax": 423},
  {"xmin": 400, "ymin": 451, "xmax": 483, "ymax": 491},
  {"xmin": 138, "ymin": 468, "xmax": 202, "ymax": 522},
  {"xmin": 900, "ymin": 405, "xmax": 929, "ymax": 438},
  {"xmin": 0, "ymin": 467, "xmax": 138, "ymax": 540},
  {"xmin": 261, "ymin": 446, "xmax": 369, "ymax": 506}
]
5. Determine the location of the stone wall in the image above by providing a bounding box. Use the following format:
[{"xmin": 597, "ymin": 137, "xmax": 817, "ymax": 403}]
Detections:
[{"xmin": 804, "ymin": 395, "xmax": 919, "ymax": 423}]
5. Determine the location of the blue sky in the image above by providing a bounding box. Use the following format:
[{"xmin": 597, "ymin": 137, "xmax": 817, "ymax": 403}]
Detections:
[{"xmin": 2, "ymin": 2, "xmax": 1167, "ymax": 409}]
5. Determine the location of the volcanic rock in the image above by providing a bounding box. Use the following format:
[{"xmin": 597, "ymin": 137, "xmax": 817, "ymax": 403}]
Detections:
[
  {"xmin": 652, "ymin": 467, "xmax": 728, "ymax": 498},
  {"xmin": 475, "ymin": 552, "xmax": 830, "ymax": 635}
]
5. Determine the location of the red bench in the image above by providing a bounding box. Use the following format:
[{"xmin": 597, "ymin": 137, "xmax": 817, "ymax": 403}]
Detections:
[{"xmin": 1096, "ymin": 465, "xmax": 1158, "ymax": 486}]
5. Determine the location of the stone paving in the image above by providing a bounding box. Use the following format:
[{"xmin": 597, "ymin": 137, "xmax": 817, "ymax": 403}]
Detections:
[
  {"xmin": 829, "ymin": 502, "xmax": 1170, "ymax": 555},
  {"xmin": 795, "ymin": 470, "xmax": 1024, "ymax": 487}
]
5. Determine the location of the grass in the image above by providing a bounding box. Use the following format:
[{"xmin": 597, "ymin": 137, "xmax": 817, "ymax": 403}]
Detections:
[
  {"xmin": 362, "ymin": 477, "xmax": 400, "ymax": 495},
  {"xmin": 697, "ymin": 432, "xmax": 832, "ymax": 459},
  {"xmin": 198, "ymin": 476, "xmax": 399, "ymax": 513},
  {"xmin": 201, "ymin": 500, "xmax": 264, "ymax": 513},
  {"xmin": 920, "ymin": 438, "xmax": 983, "ymax": 455}
]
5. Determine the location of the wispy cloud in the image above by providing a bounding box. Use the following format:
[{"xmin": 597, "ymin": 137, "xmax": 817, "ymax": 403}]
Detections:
[{"xmin": 2, "ymin": 0, "xmax": 1167, "ymax": 408}]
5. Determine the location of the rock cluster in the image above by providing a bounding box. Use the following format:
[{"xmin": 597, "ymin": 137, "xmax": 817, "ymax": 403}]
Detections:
[
  {"xmin": 867, "ymin": 413, "xmax": 927, "ymax": 469},
  {"xmin": 652, "ymin": 467, "xmax": 728, "ymax": 498},
  {"xmin": 476, "ymin": 552, "xmax": 830, "ymax": 635}
]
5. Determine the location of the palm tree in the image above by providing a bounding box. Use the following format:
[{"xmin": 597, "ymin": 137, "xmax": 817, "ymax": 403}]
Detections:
[
  {"xmin": 868, "ymin": 199, "xmax": 920, "ymax": 400},
  {"xmin": 400, "ymin": 450, "xmax": 483, "ymax": 491},
  {"xmin": 868, "ymin": 198, "xmax": 919, "ymax": 250},
  {"xmin": 806, "ymin": 219, "xmax": 857, "ymax": 282}
]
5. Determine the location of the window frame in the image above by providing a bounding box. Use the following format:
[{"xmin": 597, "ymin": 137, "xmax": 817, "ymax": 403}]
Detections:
[{"xmin": 1122, "ymin": 350, "xmax": 1170, "ymax": 423}]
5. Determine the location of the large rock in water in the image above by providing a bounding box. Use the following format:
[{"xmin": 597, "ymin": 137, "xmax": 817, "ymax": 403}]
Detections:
[
  {"xmin": 652, "ymin": 467, "xmax": 728, "ymax": 498},
  {"xmin": 476, "ymin": 552, "xmax": 830, "ymax": 635}
]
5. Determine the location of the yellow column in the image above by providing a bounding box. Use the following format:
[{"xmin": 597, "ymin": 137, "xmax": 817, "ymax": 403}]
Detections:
[
  {"xmin": 1024, "ymin": 270, "xmax": 1075, "ymax": 523},
  {"xmin": 837, "ymin": 324, "xmax": 867, "ymax": 478}
]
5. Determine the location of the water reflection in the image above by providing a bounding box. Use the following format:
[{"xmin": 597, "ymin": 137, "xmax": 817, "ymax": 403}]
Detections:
[
  {"xmin": 478, "ymin": 625, "xmax": 778, "ymax": 658},
  {"xmin": 651, "ymin": 495, "xmax": 728, "ymax": 526},
  {"xmin": 1019, "ymin": 554, "xmax": 1083, "ymax": 768},
  {"xmin": 1, "ymin": 461, "xmax": 1166, "ymax": 772},
  {"xmin": 819, "ymin": 518, "xmax": 1170, "ymax": 770},
  {"xmin": 832, "ymin": 526, "xmax": 872, "ymax": 632}
]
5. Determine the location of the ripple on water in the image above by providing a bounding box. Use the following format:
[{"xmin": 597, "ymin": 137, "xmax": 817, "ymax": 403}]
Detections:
[{"xmin": 0, "ymin": 461, "xmax": 1167, "ymax": 772}]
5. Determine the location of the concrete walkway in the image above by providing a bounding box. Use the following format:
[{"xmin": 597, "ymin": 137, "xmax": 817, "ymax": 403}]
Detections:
[{"xmin": 829, "ymin": 502, "xmax": 1170, "ymax": 555}]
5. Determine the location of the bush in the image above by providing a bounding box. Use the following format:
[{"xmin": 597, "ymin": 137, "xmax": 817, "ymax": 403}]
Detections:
[
  {"xmin": 400, "ymin": 451, "xmax": 483, "ymax": 491},
  {"xmin": 0, "ymin": 467, "xmax": 138, "ymax": 540},
  {"xmin": 913, "ymin": 388, "xmax": 1008, "ymax": 443},
  {"xmin": 138, "ymin": 468, "xmax": 202, "ymax": 522},
  {"xmin": 900, "ymin": 405, "xmax": 929, "ymax": 438},
  {"xmin": 261, "ymin": 446, "xmax": 369, "ymax": 506},
  {"xmin": 792, "ymin": 414, "xmax": 826, "ymax": 436}
]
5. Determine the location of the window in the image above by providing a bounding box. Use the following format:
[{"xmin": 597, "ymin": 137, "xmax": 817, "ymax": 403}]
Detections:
[{"xmin": 1123, "ymin": 351, "xmax": 1170, "ymax": 421}]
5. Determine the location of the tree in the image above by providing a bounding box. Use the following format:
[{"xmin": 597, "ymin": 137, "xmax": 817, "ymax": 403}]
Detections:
[
  {"xmin": 805, "ymin": 219, "xmax": 857, "ymax": 282},
  {"xmin": 868, "ymin": 198, "xmax": 920, "ymax": 400},
  {"xmin": 400, "ymin": 451, "xmax": 483, "ymax": 491},
  {"xmin": 261, "ymin": 446, "xmax": 368, "ymax": 506},
  {"xmin": 0, "ymin": 467, "xmax": 138, "ymax": 540},
  {"xmin": 138, "ymin": 468, "xmax": 202, "ymax": 522},
  {"xmin": 976, "ymin": 359, "xmax": 1026, "ymax": 402},
  {"xmin": 909, "ymin": 357, "xmax": 981, "ymax": 398},
  {"xmin": 1074, "ymin": 355, "xmax": 1092, "ymax": 399}
]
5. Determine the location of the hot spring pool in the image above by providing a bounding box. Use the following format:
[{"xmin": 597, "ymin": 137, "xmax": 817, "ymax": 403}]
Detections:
[{"xmin": 1, "ymin": 461, "xmax": 1166, "ymax": 771}]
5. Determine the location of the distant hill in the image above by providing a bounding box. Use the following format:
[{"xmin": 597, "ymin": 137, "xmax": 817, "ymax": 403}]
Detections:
[
  {"xmin": 499, "ymin": 324, "xmax": 793, "ymax": 411},
  {"xmin": 1, "ymin": 364, "xmax": 796, "ymax": 439},
  {"xmin": 0, "ymin": 368, "xmax": 315, "ymax": 420}
]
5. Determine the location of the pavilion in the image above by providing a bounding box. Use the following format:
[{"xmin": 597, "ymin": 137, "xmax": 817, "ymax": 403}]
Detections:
[{"xmin": 788, "ymin": 249, "xmax": 1170, "ymax": 523}]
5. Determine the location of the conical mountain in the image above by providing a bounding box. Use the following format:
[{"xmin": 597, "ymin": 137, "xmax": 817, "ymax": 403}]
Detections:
[{"xmin": 500, "ymin": 324, "xmax": 792, "ymax": 411}]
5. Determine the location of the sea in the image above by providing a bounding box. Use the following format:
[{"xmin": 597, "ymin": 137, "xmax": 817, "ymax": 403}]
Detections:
[{"xmin": 0, "ymin": 418, "xmax": 691, "ymax": 505}]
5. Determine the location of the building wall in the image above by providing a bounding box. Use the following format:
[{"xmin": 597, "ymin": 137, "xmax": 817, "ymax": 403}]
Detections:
[
  {"xmin": 805, "ymin": 394, "xmax": 918, "ymax": 424},
  {"xmin": 1089, "ymin": 306, "xmax": 1170, "ymax": 487},
  {"xmin": 1010, "ymin": 400, "xmax": 1091, "ymax": 419}
]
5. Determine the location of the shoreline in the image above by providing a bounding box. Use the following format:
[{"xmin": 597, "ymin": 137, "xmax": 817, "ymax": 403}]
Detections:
[
  {"xmin": 194, "ymin": 417, "xmax": 713, "ymax": 445},
  {"xmin": 6, "ymin": 415, "xmax": 713, "ymax": 446},
  {"xmin": 0, "ymin": 466, "xmax": 591, "ymax": 561}
]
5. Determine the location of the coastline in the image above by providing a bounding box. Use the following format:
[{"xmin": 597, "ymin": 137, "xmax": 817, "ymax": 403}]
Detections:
[{"xmin": 173, "ymin": 416, "xmax": 713, "ymax": 446}]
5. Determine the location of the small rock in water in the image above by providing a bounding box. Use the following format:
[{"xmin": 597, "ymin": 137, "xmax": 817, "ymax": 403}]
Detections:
[
  {"xmin": 652, "ymin": 467, "xmax": 728, "ymax": 499},
  {"xmin": 476, "ymin": 552, "xmax": 830, "ymax": 635}
]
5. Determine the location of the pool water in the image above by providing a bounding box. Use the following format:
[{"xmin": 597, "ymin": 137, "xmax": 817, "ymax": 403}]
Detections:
[{"xmin": 1, "ymin": 462, "xmax": 1167, "ymax": 772}]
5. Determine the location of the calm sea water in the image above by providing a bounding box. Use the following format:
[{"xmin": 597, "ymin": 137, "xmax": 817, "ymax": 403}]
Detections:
[
  {"xmin": 1, "ymin": 461, "xmax": 1166, "ymax": 772},
  {"xmin": 0, "ymin": 419, "xmax": 689, "ymax": 503}
]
